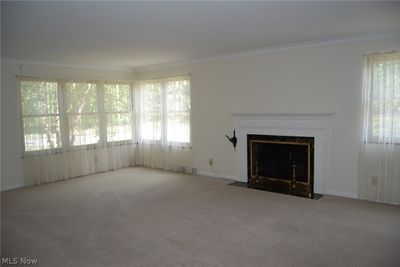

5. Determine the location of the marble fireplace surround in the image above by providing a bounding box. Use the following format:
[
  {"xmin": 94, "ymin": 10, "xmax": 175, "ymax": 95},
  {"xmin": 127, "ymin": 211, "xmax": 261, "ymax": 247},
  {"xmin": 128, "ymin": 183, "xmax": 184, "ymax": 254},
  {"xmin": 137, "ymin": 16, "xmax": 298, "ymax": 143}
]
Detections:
[{"xmin": 232, "ymin": 113, "xmax": 334, "ymax": 195}]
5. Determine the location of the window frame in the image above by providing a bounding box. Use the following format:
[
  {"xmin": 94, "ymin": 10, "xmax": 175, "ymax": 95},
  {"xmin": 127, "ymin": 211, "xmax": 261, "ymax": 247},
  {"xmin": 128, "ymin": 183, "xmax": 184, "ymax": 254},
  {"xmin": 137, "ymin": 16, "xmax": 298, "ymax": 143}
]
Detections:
[
  {"xmin": 103, "ymin": 81, "xmax": 135, "ymax": 145},
  {"xmin": 64, "ymin": 81, "xmax": 102, "ymax": 148},
  {"xmin": 164, "ymin": 78, "xmax": 191, "ymax": 144},
  {"xmin": 18, "ymin": 79, "xmax": 63, "ymax": 155},
  {"xmin": 366, "ymin": 56, "xmax": 400, "ymax": 144},
  {"xmin": 137, "ymin": 77, "xmax": 191, "ymax": 146},
  {"xmin": 19, "ymin": 78, "xmax": 136, "ymax": 156},
  {"xmin": 18, "ymin": 75, "xmax": 191, "ymax": 156},
  {"xmin": 138, "ymin": 80, "xmax": 163, "ymax": 143}
]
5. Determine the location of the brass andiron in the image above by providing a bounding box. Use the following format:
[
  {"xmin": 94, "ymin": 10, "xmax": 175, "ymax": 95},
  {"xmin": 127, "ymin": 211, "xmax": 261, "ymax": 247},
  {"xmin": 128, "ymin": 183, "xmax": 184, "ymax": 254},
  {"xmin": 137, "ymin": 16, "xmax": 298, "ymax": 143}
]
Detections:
[
  {"xmin": 255, "ymin": 160, "xmax": 259, "ymax": 178},
  {"xmin": 291, "ymin": 162, "xmax": 297, "ymax": 192},
  {"xmin": 225, "ymin": 130, "xmax": 237, "ymax": 151}
]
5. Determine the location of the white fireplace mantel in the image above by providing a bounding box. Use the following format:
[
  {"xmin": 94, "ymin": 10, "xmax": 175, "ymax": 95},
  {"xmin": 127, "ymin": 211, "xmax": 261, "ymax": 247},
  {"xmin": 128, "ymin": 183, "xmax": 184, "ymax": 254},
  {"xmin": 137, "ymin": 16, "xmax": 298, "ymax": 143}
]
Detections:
[{"xmin": 232, "ymin": 113, "xmax": 334, "ymax": 195}]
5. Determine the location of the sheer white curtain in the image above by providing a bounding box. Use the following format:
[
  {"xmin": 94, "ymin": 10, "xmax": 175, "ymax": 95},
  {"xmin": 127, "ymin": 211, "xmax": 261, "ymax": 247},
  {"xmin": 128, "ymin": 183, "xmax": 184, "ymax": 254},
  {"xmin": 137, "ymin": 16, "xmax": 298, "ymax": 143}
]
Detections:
[
  {"xmin": 358, "ymin": 52, "xmax": 400, "ymax": 204},
  {"xmin": 23, "ymin": 145, "xmax": 136, "ymax": 186},
  {"xmin": 20, "ymin": 76, "xmax": 192, "ymax": 186},
  {"xmin": 20, "ymin": 78, "xmax": 136, "ymax": 186},
  {"xmin": 135, "ymin": 76, "xmax": 192, "ymax": 173}
]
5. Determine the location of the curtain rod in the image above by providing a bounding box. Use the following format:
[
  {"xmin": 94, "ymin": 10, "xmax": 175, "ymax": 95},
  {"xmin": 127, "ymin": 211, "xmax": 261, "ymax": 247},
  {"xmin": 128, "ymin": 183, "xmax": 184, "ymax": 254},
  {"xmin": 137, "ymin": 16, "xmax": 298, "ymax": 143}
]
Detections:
[
  {"xmin": 15, "ymin": 74, "xmax": 191, "ymax": 83},
  {"xmin": 15, "ymin": 75, "xmax": 134, "ymax": 83},
  {"xmin": 363, "ymin": 50, "xmax": 399, "ymax": 56},
  {"xmin": 135, "ymin": 73, "xmax": 191, "ymax": 82}
]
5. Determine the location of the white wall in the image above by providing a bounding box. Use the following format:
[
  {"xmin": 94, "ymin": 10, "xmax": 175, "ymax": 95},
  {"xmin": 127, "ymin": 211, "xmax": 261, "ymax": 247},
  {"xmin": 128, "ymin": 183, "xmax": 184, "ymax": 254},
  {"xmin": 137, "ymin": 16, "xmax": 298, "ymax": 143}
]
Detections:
[
  {"xmin": 0, "ymin": 62, "xmax": 133, "ymax": 190},
  {"xmin": 2, "ymin": 36, "xmax": 399, "ymax": 198},
  {"xmin": 136, "ymin": 36, "xmax": 400, "ymax": 198}
]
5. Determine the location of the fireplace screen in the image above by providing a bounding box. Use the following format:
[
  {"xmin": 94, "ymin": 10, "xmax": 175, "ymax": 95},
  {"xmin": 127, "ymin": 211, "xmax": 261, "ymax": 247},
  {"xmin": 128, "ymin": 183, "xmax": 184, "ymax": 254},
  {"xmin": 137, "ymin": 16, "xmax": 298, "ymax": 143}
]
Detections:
[{"xmin": 247, "ymin": 135, "xmax": 314, "ymax": 198}]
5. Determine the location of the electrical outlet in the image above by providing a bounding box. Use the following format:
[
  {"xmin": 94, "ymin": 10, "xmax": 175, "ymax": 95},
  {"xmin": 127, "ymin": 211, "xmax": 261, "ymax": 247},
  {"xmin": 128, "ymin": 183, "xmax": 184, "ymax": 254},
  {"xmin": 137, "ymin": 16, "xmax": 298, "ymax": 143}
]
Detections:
[
  {"xmin": 371, "ymin": 176, "xmax": 378, "ymax": 186},
  {"xmin": 209, "ymin": 158, "xmax": 213, "ymax": 166}
]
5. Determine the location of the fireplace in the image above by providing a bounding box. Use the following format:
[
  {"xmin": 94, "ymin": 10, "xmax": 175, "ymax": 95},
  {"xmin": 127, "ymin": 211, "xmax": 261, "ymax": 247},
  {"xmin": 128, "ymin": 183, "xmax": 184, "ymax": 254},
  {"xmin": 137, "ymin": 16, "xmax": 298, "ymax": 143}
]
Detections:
[{"xmin": 247, "ymin": 134, "xmax": 314, "ymax": 198}]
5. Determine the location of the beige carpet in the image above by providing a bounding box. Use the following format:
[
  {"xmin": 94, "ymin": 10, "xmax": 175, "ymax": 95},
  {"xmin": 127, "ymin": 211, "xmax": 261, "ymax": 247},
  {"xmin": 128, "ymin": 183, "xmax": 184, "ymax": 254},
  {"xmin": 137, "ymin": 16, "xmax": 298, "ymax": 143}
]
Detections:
[{"xmin": 1, "ymin": 167, "xmax": 400, "ymax": 267}]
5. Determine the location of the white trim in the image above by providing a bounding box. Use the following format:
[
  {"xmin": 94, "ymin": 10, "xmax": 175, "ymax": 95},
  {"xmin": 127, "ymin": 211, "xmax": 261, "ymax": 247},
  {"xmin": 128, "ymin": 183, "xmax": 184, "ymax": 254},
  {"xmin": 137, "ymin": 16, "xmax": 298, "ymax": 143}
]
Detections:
[
  {"xmin": 326, "ymin": 190, "xmax": 358, "ymax": 199},
  {"xmin": 197, "ymin": 171, "xmax": 237, "ymax": 181},
  {"xmin": 1, "ymin": 58, "xmax": 133, "ymax": 72},
  {"xmin": 1, "ymin": 182, "xmax": 25, "ymax": 192},
  {"xmin": 136, "ymin": 30, "xmax": 400, "ymax": 71},
  {"xmin": 232, "ymin": 113, "xmax": 334, "ymax": 195}
]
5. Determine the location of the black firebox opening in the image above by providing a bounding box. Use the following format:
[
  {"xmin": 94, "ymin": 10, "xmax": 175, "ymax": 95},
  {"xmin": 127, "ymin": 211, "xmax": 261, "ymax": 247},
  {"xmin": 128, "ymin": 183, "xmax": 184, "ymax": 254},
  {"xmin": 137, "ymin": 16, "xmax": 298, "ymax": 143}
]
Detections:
[{"xmin": 247, "ymin": 134, "xmax": 314, "ymax": 198}]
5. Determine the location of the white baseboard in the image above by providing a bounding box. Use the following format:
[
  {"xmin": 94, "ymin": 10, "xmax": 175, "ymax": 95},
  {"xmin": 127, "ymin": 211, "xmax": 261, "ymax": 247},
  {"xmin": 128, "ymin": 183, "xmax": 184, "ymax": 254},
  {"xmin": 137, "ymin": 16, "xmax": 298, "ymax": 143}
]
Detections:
[
  {"xmin": 1, "ymin": 182, "xmax": 26, "ymax": 192},
  {"xmin": 326, "ymin": 190, "xmax": 358, "ymax": 199},
  {"xmin": 197, "ymin": 171, "xmax": 237, "ymax": 181}
]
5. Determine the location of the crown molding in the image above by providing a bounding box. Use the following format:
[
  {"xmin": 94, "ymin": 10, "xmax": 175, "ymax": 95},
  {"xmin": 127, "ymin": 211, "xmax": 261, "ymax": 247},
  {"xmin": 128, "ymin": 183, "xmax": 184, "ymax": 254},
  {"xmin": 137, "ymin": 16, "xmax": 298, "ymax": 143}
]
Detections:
[
  {"xmin": 2, "ymin": 31, "xmax": 399, "ymax": 73},
  {"xmin": 135, "ymin": 30, "xmax": 400, "ymax": 72},
  {"xmin": 1, "ymin": 58, "xmax": 134, "ymax": 72}
]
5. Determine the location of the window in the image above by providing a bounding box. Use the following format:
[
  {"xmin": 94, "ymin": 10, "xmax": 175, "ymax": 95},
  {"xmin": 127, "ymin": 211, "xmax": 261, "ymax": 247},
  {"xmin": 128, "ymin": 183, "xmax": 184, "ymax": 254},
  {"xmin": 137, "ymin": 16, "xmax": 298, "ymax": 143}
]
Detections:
[
  {"xmin": 166, "ymin": 79, "xmax": 191, "ymax": 143},
  {"xmin": 65, "ymin": 82, "xmax": 100, "ymax": 146},
  {"xmin": 104, "ymin": 82, "xmax": 133, "ymax": 142},
  {"xmin": 364, "ymin": 52, "xmax": 400, "ymax": 142},
  {"xmin": 138, "ymin": 81, "xmax": 162, "ymax": 141},
  {"xmin": 20, "ymin": 80, "xmax": 61, "ymax": 151},
  {"xmin": 359, "ymin": 52, "xmax": 400, "ymax": 204},
  {"xmin": 19, "ymin": 75, "xmax": 190, "ymax": 154},
  {"xmin": 137, "ymin": 76, "xmax": 191, "ymax": 144}
]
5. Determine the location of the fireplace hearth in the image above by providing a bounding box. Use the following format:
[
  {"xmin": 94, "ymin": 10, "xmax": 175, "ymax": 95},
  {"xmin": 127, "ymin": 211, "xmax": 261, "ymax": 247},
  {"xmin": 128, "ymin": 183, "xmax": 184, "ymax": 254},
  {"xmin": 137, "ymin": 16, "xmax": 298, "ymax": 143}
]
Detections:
[{"xmin": 247, "ymin": 134, "xmax": 314, "ymax": 198}]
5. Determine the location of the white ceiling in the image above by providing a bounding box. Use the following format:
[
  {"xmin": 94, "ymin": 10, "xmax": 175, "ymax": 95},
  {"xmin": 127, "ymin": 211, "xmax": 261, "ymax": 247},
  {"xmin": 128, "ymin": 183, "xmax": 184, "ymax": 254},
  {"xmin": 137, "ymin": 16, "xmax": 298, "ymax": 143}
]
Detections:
[{"xmin": 2, "ymin": 1, "xmax": 400, "ymax": 69}]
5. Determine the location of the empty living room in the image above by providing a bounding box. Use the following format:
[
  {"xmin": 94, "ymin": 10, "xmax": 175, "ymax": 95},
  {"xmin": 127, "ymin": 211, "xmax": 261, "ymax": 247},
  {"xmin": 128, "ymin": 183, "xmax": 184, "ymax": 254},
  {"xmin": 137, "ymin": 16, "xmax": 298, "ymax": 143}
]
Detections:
[{"xmin": 1, "ymin": 1, "xmax": 400, "ymax": 266}]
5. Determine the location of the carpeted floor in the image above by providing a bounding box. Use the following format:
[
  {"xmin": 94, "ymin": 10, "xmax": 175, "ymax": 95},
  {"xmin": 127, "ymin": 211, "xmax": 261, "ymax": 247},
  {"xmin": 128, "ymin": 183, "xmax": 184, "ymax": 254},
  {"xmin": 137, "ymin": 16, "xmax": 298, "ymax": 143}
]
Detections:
[{"xmin": 1, "ymin": 167, "xmax": 400, "ymax": 267}]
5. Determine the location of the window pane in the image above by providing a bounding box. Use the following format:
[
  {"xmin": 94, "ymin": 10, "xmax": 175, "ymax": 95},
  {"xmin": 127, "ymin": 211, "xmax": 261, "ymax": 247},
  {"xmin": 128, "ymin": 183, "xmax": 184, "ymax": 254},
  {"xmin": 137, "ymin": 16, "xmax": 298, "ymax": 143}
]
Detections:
[
  {"xmin": 372, "ymin": 99, "xmax": 381, "ymax": 137},
  {"xmin": 166, "ymin": 79, "xmax": 190, "ymax": 143},
  {"xmin": 140, "ymin": 82, "xmax": 162, "ymax": 140},
  {"xmin": 69, "ymin": 115, "xmax": 99, "ymax": 146},
  {"xmin": 167, "ymin": 113, "xmax": 190, "ymax": 143},
  {"xmin": 21, "ymin": 81, "xmax": 59, "ymax": 115},
  {"xmin": 369, "ymin": 55, "xmax": 400, "ymax": 140},
  {"xmin": 107, "ymin": 113, "xmax": 132, "ymax": 142},
  {"xmin": 65, "ymin": 82, "xmax": 98, "ymax": 114},
  {"xmin": 23, "ymin": 116, "xmax": 61, "ymax": 151},
  {"xmin": 141, "ymin": 111, "xmax": 162, "ymax": 141},
  {"xmin": 104, "ymin": 83, "xmax": 131, "ymax": 112},
  {"xmin": 394, "ymin": 97, "xmax": 400, "ymax": 138},
  {"xmin": 395, "ymin": 63, "xmax": 400, "ymax": 97},
  {"xmin": 65, "ymin": 82, "xmax": 100, "ymax": 146}
]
